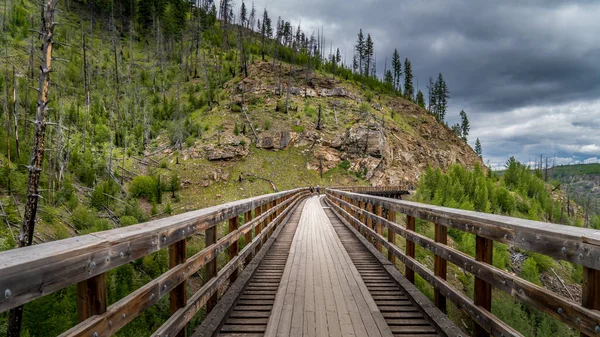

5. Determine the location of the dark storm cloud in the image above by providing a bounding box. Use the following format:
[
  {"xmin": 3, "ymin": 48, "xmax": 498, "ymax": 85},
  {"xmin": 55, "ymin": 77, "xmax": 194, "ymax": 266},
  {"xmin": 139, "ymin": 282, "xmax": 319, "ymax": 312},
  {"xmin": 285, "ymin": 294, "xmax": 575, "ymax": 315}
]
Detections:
[{"xmin": 238, "ymin": 0, "xmax": 600, "ymax": 167}]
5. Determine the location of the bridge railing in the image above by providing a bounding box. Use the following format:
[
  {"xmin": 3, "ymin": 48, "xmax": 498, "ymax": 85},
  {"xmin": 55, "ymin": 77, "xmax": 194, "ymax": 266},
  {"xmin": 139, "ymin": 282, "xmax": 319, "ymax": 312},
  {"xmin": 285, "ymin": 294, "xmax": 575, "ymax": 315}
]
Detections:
[
  {"xmin": 326, "ymin": 188, "xmax": 600, "ymax": 337},
  {"xmin": 0, "ymin": 188, "xmax": 308, "ymax": 337}
]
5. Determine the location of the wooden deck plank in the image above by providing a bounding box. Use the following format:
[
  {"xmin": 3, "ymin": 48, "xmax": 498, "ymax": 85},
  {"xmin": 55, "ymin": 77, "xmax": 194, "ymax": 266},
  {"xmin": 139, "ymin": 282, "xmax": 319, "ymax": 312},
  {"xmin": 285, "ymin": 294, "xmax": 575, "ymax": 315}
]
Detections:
[{"xmin": 265, "ymin": 197, "xmax": 393, "ymax": 337}]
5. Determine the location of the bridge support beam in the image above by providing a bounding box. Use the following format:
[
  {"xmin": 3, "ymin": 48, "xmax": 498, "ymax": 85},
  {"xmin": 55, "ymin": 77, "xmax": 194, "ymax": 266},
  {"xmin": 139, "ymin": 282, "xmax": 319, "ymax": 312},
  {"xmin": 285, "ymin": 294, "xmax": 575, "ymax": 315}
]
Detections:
[
  {"xmin": 76, "ymin": 273, "xmax": 107, "ymax": 322},
  {"xmin": 169, "ymin": 239, "xmax": 187, "ymax": 337},
  {"xmin": 581, "ymin": 267, "xmax": 600, "ymax": 337},
  {"xmin": 434, "ymin": 223, "xmax": 447, "ymax": 314},
  {"xmin": 405, "ymin": 215, "xmax": 416, "ymax": 284},
  {"xmin": 229, "ymin": 216, "xmax": 240, "ymax": 283},
  {"xmin": 474, "ymin": 236, "xmax": 493, "ymax": 337},
  {"xmin": 374, "ymin": 204, "xmax": 383, "ymax": 252},
  {"xmin": 244, "ymin": 210, "xmax": 253, "ymax": 265},
  {"xmin": 386, "ymin": 208, "xmax": 396, "ymax": 264},
  {"xmin": 205, "ymin": 223, "xmax": 218, "ymax": 313}
]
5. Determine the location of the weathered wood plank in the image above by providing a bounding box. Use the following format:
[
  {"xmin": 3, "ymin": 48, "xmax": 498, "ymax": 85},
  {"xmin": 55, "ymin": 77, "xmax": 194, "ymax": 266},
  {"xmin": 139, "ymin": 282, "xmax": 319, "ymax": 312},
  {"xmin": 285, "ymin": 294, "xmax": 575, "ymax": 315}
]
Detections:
[
  {"xmin": 328, "ymin": 189, "xmax": 600, "ymax": 270},
  {"xmin": 405, "ymin": 215, "xmax": 416, "ymax": 284},
  {"xmin": 76, "ymin": 273, "xmax": 107, "ymax": 322},
  {"xmin": 0, "ymin": 189, "xmax": 306, "ymax": 313},
  {"xmin": 386, "ymin": 208, "xmax": 396, "ymax": 264},
  {"xmin": 229, "ymin": 216, "xmax": 240, "ymax": 284},
  {"xmin": 474, "ymin": 236, "xmax": 493, "ymax": 337},
  {"xmin": 327, "ymin": 197, "xmax": 522, "ymax": 337},
  {"xmin": 581, "ymin": 267, "xmax": 600, "ymax": 337},
  {"xmin": 169, "ymin": 239, "xmax": 187, "ymax": 337},
  {"xmin": 434, "ymin": 223, "xmax": 447, "ymax": 314},
  {"xmin": 328, "ymin": 192, "xmax": 600, "ymax": 337}
]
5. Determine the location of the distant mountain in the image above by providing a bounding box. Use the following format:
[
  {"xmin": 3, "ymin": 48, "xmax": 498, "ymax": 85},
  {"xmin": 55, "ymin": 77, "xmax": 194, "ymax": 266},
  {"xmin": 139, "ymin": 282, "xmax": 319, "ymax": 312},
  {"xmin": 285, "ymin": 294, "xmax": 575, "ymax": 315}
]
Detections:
[{"xmin": 551, "ymin": 164, "xmax": 600, "ymax": 216}]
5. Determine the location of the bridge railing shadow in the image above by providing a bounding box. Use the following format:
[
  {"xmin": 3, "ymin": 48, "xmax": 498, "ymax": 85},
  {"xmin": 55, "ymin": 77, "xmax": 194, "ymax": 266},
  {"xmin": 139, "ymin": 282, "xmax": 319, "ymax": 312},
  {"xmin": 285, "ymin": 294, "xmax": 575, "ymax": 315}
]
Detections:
[
  {"xmin": 0, "ymin": 188, "xmax": 308, "ymax": 337},
  {"xmin": 326, "ymin": 188, "xmax": 600, "ymax": 337}
]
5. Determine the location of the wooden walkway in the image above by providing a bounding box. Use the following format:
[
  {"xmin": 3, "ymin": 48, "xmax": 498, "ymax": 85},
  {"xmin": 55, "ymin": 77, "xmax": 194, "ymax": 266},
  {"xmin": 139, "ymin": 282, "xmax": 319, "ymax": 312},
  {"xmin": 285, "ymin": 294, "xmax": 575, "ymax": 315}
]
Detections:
[{"xmin": 265, "ymin": 197, "xmax": 394, "ymax": 337}]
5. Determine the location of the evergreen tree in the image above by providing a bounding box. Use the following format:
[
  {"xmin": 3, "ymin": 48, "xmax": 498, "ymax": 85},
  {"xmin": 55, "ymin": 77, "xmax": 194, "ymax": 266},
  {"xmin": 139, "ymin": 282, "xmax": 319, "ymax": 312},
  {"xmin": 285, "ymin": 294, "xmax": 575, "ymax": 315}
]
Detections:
[
  {"xmin": 355, "ymin": 29, "xmax": 365, "ymax": 75},
  {"xmin": 475, "ymin": 138, "xmax": 482, "ymax": 158},
  {"xmin": 260, "ymin": 8, "xmax": 271, "ymax": 60},
  {"xmin": 416, "ymin": 90, "xmax": 425, "ymax": 108},
  {"xmin": 335, "ymin": 48, "xmax": 342, "ymax": 65},
  {"xmin": 384, "ymin": 70, "xmax": 394, "ymax": 87},
  {"xmin": 240, "ymin": 1, "xmax": 247, "ymax": 26},
  {"xmin": 459, "ymin": 110, "xmax": 470, "ymax": 141},
  {"xmin": 451, "ymin": 123, "xmax": 462, "ymax": 138},
  {"xmin": 392, "ymin": 49, "xmax": 401, "ymax": 92},
  {"xmin": 364, "ymin": 34, "xmax": 374, "ymax": 77},
  {"xmin": 427, "ymin": 76, "xmax": 436, "ymax": 115},
  {"xmin": 433, "ymin": 73, "xmax": 449, "ymax": 122},
  {"xmin": 403, "ymin": 58, "xmax": 414, "ymax": 100}
]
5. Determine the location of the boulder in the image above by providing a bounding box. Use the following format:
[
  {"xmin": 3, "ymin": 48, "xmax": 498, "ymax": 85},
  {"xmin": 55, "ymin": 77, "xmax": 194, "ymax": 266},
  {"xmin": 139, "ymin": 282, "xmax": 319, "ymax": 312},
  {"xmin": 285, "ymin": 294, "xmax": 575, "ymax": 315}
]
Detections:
[
  {"xmin": 204, "ymin": 143, "xmax": 249, "ymax": 161},
  {"xmin": 339, "ymin": 125, "xmax": 386, "ymax": 158}
]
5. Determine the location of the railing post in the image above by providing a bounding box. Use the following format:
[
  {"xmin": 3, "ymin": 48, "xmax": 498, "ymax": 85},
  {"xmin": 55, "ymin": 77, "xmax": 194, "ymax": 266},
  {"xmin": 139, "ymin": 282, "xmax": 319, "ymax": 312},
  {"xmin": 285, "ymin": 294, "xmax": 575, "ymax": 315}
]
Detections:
[
  {"xmin": 474, "ymin": 236, "xmax": 493, "ymax": 337},
  {"xmin": 244, "ymin": 210, "xmax": 253, "ymax": 265},
  {"xmin": 76, "ymin": 273, "xmax": 107, "ymax": 322},
  {"xmin": 434, "ymin": 223, "xmax": 447, "ymax": 313},
  {"xmin": 169, "ymin": 239, "xmax": 187, "ymax": 337},
  {"xmin": 405, "ymin": 215, "xmax": 416, "ymax": 284},
  {"xmin": 229, "ymin": 216, "xmax": 240, "ymax": 283},
  {"xmin": 386, "ymin": 208, "xmax": 396, "ymax": 264},
  {"xmin": 255, "ymin": 205, "xmax": 264, "ymax": 251},
  {"xmin": 374, "ymin": 204, "xmax": 383, "ymax": 252},
  {"xmin": 205, "ymin": 223, "xmax": 217, "ymax": 313},
  {"xmin": 581, "ymin": 267, "xmax": 600, "ymax": 337}
]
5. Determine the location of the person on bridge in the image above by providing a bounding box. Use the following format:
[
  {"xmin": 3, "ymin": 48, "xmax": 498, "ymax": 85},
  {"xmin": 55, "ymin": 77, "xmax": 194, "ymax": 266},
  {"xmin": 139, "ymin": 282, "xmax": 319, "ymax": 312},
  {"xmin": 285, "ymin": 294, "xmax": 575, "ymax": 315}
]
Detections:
[
  {"xmin": 316, "ymin": 185, "xmax": 321, "ymax": 195},
  {"xmin": 309, "ymin": 186, "xmax": 314, "ymax": 195}
]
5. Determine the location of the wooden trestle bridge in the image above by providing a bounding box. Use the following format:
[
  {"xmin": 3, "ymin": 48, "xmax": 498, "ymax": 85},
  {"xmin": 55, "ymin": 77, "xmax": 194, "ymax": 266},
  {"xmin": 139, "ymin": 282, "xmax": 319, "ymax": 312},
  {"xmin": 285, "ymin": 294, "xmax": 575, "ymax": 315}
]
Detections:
[{"xmin": 1, "ymin": 187, "xmax": 600, "ymax": 337}]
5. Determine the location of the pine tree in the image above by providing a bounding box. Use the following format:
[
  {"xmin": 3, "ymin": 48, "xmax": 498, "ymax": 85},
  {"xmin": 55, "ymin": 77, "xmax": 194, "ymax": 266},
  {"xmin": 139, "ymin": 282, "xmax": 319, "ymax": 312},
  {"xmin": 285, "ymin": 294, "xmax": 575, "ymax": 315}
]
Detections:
[
  {"xmin": 434, "ymin": 73, "xmax": 449, "ymax": 122},
  {"xmin": 240, "ymin": 1, "xmax": 247, "ymax": 26},
  {"xmin": 416, "ymin": 90, "xmax": 425, "ymax": 108},
  {"xmin": 427, "ymin": 76, "xmax": 436, "ymax": 115},
  {"xmin": 475, "ymin": 138, "xmax": 482, "ymax": 158},
  {"xmin": 355, "ymin": 29, "xmax": 364, "ymax": 75},
  {"xmin": 403, "ymin": 58, "xmax": 414, "ymax": 100},
  {"xmin": 364, "ymin": 34, "xmax": 374, "ymax": 77},
  {"xmin": 248, "ymin": 2, "xmax": 256, "ymax": 30},
  {"xmin": 335, "ymin": 48, "xmax": 342, "ymax": 65},
  {"xmin": 392, "ymin": 49, "xmax": 401, "ymax": 92},
  {"xmin": 384, "ymin": 70, "xmax": 394, "ymax": 87},
  {"xmin": 451, "ymin": 123, "xmax": 462, "ymax": 138},
  {"xmin": 459, "ymin": 110, "xmax": 470, "ymax": 141},
  {"xmin": 260, "ymin": 8, "xmax": 271, "ymax": 60}
]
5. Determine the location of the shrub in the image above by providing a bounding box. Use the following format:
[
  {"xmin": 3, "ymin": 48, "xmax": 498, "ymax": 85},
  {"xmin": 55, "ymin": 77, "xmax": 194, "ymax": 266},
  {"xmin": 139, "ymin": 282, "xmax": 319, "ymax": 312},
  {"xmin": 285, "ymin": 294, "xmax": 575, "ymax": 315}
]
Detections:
[
  {"xmin": 119, "ymin": 216, "xmax": 138, "ymax": 227},
  {"xmin": 71, "ymin": 206, "xmax": 98, "ymax": 230},
  {"xmin": 130, "ymin": 175, "xmax": 158, "ymax": 201},
  {"xmin": 338, "ymin": 160, "xmax": 351, "ymax": 170},
  {"xmin": 264, "ymin": 120, "xmax": 272, "ymax": 130},
  {"xmin": 520, "ymin": 258, "xmax": 541, "ymax": 285},
  {"xmin": 291, "ymin": 125, "xmax": 304, "ymax": 133},
  {"xmin": 185, "ymin": 135, "xmax": 195, "ymax": 147}
]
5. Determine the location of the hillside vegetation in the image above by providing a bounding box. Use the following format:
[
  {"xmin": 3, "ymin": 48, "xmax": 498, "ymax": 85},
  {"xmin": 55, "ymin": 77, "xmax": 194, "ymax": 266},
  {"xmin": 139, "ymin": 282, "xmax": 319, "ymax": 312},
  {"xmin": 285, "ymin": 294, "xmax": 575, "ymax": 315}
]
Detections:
[
  {"xmin": 414, "ymin": 160, "xmax": 588, "ymax": 336},
  {"xmin": 0, "ymin": 0, "xmax": 482, "ymax": 335}
]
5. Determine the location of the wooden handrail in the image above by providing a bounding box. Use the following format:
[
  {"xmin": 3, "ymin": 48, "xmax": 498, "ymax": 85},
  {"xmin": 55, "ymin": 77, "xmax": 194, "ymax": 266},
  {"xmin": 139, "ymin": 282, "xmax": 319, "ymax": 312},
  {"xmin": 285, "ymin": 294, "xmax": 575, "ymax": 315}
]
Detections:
[
  {"xmin": 326, "ymin": 188, "xmax": 600, "ymax": 337},
  {"xmin": 0, "ymin": 188, "xmax": 308, "ymax": 337}
]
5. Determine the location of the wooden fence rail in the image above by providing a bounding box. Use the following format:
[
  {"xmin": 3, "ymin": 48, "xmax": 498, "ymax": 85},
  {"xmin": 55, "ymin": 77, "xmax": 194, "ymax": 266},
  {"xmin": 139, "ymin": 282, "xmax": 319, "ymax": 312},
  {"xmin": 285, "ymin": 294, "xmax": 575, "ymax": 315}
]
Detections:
[
  {"xmin": 326, "ymin": 189, "xmax": 600, "ymax": 337},
  {"xmin": 0, "ymin": 188, "xmax": 308, "ymax": 337}
]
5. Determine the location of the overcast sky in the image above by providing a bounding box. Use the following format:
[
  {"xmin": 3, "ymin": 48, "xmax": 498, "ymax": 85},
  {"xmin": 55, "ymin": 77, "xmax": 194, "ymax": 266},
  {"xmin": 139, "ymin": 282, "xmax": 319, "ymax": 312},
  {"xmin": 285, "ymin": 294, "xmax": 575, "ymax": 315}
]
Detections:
[{"xmin": 234, "ymin": 0, "xmax": 600, "ymax": 169}]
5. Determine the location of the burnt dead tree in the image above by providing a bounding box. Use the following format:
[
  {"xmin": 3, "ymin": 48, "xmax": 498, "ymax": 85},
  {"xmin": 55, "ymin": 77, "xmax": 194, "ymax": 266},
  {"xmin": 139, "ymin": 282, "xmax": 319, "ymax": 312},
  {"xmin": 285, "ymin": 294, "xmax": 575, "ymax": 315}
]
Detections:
[{"xmin": 6, "ymin": 0, "xmax": 59, "ymax": 335}]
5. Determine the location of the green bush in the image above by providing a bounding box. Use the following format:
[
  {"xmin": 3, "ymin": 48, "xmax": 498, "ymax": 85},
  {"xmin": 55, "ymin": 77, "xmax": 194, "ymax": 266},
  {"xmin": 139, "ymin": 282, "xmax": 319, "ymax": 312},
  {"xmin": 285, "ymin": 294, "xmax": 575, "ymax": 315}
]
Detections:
[
  {"xmin": 264, "ymin": 120, "xmax": 272, "ymax": 130},
  {"xmin": 71, "ymin": 206, "xmax": 98, "ymax": 230},
  {"xmin": 119, "ymin": 216, "xmax": 138, "ymax": 227},
  {"xmin": 185, "ymin": 136, "xmax": 196, "ymax": 147},
  {"xmin": 521, "ymin": 258, "xmax": 541, "ymax": 285},
  {"xmin": 130, "ymin": 175, "xmax": 158, "ymax": 201},
  {"xmin": 291, "ymin": 125, "xmax": 305, "ymax": 133}
]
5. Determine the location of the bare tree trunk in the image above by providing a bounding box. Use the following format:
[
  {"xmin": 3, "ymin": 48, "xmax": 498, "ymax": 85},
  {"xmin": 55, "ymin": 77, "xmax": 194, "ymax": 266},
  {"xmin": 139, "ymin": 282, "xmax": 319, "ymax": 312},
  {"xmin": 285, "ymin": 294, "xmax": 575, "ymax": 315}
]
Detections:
[
  {"xmin": 12, "ymin": 66, "xmax": 20, "ymax": 158},
  {"xmin": 6, "ymin": 0, "xmax": 58, "ymax": 335},
  {"xmin": 82, "ymin": 32, "xmax": 89, "ymax": 153},
  {"xmin": 4, "ymin": 44, "xmax": 11, "ymax": 194}
]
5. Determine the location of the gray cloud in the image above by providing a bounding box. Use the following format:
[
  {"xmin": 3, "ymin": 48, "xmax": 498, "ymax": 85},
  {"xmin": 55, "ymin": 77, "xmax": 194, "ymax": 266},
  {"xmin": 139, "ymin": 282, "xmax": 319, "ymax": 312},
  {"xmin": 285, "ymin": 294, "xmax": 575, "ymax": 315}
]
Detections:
[{"xmin": 236, "ymin": 0, "xmax": 600, "ymax": 167}]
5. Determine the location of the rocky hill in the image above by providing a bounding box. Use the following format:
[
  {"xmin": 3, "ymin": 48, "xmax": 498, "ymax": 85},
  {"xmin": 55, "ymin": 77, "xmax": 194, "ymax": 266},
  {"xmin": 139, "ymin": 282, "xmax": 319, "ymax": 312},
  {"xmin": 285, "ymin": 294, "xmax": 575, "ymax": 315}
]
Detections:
[{"xmin": 167, "ymin": 59, "xmax": 483, "ymax": 195}]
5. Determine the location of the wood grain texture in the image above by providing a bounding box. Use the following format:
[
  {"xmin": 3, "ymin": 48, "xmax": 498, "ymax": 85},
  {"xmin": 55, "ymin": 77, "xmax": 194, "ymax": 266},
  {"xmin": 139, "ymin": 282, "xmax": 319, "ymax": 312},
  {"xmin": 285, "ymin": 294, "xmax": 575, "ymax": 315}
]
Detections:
[
  {"xmin": 434, "ymin": 223, "xmax": 447, "ymax": 314},
  {"xmin": 265, "ymin": 196, "xmax": 393, "ymax": 337},
  {"xmin": 76, "ymin": 273, "xmax": 107, "ymax": 322}
]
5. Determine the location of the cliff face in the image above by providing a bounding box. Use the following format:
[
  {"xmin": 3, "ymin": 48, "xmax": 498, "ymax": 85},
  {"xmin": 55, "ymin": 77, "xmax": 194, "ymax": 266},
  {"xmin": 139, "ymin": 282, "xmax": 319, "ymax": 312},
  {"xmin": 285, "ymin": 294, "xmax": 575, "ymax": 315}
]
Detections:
[{"xmin": 181, "ymin": 60, "xmax": 483, "ymax": 188}]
